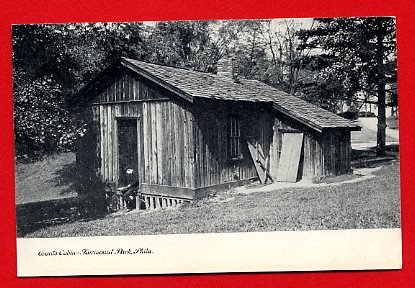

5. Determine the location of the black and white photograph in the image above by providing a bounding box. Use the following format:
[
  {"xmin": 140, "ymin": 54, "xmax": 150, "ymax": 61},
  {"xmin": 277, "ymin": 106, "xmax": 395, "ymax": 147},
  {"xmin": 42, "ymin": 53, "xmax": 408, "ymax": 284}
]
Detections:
[{"xmin": 13, "ymin": 17, "xmax": 401, "ymax": 276}]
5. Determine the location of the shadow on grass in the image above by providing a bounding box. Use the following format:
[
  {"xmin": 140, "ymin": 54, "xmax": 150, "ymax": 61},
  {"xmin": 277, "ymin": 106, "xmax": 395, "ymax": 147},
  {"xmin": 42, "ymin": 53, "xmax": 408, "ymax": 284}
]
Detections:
[
  {"xmin": 352, "ymin": 144, "xmax": 399, "ymax": 168},
  {"xmin": 19, "ymin": 161, "xmax": 110, "ymax": 237},
  {"xmin": 48, "ymin": 162, "xmax": 80, "ymax": 196},
  {"xmin": 17, "ymin": 196, "xmax": 109, "ymax": 237}
]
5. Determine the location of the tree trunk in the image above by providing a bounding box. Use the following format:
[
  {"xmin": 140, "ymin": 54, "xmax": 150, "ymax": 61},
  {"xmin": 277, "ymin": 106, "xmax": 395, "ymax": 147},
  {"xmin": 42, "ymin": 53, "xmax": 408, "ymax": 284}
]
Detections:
[{"xmin": 376, "ymin": 19, "xmax": 387, "ymax": 156}]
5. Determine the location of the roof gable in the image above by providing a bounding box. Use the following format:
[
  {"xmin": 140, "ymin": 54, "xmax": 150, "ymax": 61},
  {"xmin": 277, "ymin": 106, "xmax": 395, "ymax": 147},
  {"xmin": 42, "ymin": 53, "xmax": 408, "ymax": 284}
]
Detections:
[{"xmin": 121, "ymin": 58, "xmax": 194, "ymax": 103}]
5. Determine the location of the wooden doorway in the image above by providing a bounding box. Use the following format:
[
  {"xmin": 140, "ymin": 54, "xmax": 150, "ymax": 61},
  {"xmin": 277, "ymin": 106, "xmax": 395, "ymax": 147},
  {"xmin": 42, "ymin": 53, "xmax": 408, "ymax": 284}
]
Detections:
[
  {"xmin": 276, "ymin": 132, "xmax": 304, "ymax": 182},
  {"xmin": 117, "ymin": 118, "xmax": 139, "ymax": 186}
]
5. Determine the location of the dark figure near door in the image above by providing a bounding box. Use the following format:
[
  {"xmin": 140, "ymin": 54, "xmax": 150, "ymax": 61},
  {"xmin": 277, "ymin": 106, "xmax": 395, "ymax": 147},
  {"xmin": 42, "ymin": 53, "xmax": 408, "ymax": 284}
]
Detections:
[{"xmin": 116, "ymin": 168, "xmax": 139, "ymax": 211}]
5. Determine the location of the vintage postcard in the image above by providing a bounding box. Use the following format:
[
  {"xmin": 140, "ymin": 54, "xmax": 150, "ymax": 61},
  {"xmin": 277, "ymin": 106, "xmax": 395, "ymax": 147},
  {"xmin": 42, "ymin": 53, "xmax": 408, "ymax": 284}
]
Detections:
[{"xmin": 13, "ymin": 17, "xmax": 401, "ymax": 276}]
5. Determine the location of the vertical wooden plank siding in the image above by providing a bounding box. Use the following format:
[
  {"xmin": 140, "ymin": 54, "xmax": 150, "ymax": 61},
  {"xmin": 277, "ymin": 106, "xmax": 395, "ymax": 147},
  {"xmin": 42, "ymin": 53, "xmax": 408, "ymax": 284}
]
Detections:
[
  {"xmin": 97, "ymin": 99, "xmax": 196, "ymax": 188},
  {"xmin": 320, "ymin": 128, "xmax": 351, "ymax": 176},
  {"xmin": 90, "ymin": 71, "xmax": 353, "ymax": 191},
  {"xmin": 102, "ymin": 106, "xmax": 109, "ymax": 181},
  {"xmin": 269, "ymin": 118, "xmax": 279, "ymax": 180},
  {"xmin": 149, "ymin": 103, "xmax": 155, "ymax": 183},
  {"xmin": 178, "ymin": 106, "xmax": 183, "ymax": 186},
  {"xmin": 91, "ymin": 71, "xmax": 170, "ymax": 104},
  {"xmin": 191, "ymin": 100, "xmax": 264, "ymax": 189},
  {"xmin": 108, "ymin": 105, "xmax": 114, "ymax": 183},
  {"xmin": 99, "ymin": 106, "xmax": 104, "ymax": 181},
  {"xmin": 113, "ymin": 105, "xmax": 119, "ymax": 182},
  {"xmin": 142, "ymin": 102, "xmax": 149, "ymax": 184},
  {"xmin": 166, "ymin": 102, "xmax": 172, "ymax": 186},
  {"xmin": 189, "ymin": 113, "xmax": 196, "ymax": 189},
  {"xmin": 183, "ymin": 110, "xmax": 189, "ymax": 187},
  {"xmin": 137, "ymin": 116, "xmax": 142, "ymax": 185},
  {"xmin": 162, "ymin": 102, "xmax": 168, "ymax": 186},
  {"xmin": 191, "ymin": 102, "xmax": 353, "ymax": 187},
  {"xmin": 156, "ymin": 102, "xmax": 163, "ymax": 185},
  {"xmin": 170, "ymin": 102, "xmax": 177, "ymax": 187},
  {"xmin": 172, "ymin": 103, "xmax": 178, "ymax": 186}
]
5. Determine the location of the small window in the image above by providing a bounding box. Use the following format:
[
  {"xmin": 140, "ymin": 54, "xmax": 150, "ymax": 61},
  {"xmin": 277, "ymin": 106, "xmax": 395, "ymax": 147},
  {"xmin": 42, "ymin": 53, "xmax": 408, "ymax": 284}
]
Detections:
[{"xmin": 228, "ymin": 116, "xmax": 241, "ymax": 159}]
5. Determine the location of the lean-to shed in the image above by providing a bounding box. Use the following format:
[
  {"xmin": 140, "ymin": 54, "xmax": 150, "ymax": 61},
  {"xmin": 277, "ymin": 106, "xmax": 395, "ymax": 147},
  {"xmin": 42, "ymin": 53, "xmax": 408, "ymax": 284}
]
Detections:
[{"xmin": 74, "ymin": 57, "xmax": 361, "ymax": 202}]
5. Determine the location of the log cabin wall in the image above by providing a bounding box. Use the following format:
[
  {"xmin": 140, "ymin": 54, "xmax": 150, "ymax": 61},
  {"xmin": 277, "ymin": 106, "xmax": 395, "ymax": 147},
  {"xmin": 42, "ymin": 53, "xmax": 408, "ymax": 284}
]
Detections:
[
  {"xmin": 88, "ymin": 70, "xmax": 195, "ymax": 189},
  {"xmin": 80, "ymin": 67, "xmax": 353, "ymax": 192},
  {"xmin": 191, "ymin": 99, "xmax": 273, "ymax": 188},
  {"xmin": 321, "ymin": 128, "xmax": 352, "ymax": 176},
  {"xmin": 192, "ymin": 100, "xmax": 352, "ymax": 185}
]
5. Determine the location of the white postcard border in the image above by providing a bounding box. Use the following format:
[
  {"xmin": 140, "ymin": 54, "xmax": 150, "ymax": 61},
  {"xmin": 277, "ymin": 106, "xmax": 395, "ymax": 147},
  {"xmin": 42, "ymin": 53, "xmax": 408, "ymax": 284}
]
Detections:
[{"xmin": 17, "ymin": 228, "xmax": 402, "ymax": 277}]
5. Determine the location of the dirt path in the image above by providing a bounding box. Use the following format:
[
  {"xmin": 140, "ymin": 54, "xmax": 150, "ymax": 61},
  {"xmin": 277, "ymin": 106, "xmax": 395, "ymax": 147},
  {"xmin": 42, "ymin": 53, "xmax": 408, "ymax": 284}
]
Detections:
[
  {"xmin": 360, "ymin": 117, "xmax": 399, "ymax": 140},
  {"xmin": 234, "ymin": 166, "xmax": 382, "ymax": 195},
  {"xmin": 351, "ymin": 118, "xmax": 399, "ymax": 150}
]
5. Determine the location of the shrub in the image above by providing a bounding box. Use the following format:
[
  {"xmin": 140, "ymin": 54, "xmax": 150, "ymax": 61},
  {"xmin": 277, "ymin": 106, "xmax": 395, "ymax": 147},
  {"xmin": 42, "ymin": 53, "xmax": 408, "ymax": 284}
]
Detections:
[{"xmin": 13, "ymin": 75, "xmax": 82, "ymax": 160}]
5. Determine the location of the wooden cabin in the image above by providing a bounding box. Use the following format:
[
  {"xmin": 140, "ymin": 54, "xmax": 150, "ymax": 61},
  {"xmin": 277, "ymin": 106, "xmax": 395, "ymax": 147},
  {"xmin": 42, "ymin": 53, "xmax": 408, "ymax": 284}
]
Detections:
[{"xmin": 74, "ymin": 57, "xmax": 361, "ymax": 207}]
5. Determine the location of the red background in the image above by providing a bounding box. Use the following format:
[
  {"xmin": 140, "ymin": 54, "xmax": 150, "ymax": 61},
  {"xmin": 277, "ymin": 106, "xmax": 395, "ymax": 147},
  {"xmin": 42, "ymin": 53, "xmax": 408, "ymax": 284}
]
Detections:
[{"xmin": 1, "ymin": 0, "xmax": 414, "ymax": 287}]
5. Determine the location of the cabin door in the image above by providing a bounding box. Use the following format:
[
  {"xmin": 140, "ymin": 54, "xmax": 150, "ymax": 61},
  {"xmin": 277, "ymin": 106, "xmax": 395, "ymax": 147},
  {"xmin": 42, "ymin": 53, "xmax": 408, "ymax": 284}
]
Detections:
[
  {"xmin": 117, "ymin": 118, "xmax": 139, "ymax": 186},
  {"xmin": 276, "ymin": 132, "xmax": 304, "ymax": 182}
]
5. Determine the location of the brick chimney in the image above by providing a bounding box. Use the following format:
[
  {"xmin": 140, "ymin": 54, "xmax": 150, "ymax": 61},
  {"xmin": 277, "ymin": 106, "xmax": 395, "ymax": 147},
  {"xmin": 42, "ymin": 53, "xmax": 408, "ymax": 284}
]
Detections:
[{"xmin": 217, "ymin": 56, "xmax": 240, "ymax": 83}]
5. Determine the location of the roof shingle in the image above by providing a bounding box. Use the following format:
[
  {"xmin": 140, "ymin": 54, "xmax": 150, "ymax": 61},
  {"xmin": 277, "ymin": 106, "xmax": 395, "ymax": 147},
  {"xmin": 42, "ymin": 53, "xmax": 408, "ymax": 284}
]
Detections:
[{"xmin": 121, "ymin": 57, "xmax": 361, "ymax": 131}]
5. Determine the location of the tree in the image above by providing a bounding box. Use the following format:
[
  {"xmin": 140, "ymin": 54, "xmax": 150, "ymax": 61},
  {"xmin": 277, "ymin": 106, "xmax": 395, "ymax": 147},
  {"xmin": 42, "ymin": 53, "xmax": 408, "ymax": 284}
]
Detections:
[
  {"xmin": 15, "ymin": 19, "xmax": 396, "ymax": 159},
  {"xmin": 12, "ymin": 24, "xmax": 85, "ymax": 159},
  {"xmin": 297, "ymin": 17, "xmax": 397, "ymax": 155},
  {"xmin": 214, "ymin": 19, "xmax": 316, "ymax": 95},
  {"xmin": 146, "ymin": 21, "xmax": 218, "ymax": 72},
  {"xmin": 12, "ymin": 22, "xmax": 149, "ymax": 159}
]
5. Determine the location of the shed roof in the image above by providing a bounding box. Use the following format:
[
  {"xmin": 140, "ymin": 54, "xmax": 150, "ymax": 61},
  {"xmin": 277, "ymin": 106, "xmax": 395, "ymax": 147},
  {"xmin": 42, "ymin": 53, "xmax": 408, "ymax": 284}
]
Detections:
[{"xmin": 121, "ymin": 57, "xmax": 360, "ymax": 132}]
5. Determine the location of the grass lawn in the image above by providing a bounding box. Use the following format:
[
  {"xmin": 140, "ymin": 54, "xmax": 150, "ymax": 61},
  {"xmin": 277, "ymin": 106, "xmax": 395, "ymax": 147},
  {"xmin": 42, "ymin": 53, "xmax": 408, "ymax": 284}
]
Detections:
[
  {"xmin": 23, "ymin": 160, "xmax": 400, "ymax": 238},
  {"xmin": 15, "ymin": 153, "xmax": 78, "ymax": 204}
]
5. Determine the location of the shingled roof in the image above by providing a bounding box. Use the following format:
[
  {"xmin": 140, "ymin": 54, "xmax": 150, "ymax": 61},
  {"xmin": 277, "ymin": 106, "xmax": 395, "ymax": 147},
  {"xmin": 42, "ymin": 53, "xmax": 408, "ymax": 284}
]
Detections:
[{"xmin": 120, "ymin": 57, "xmax": 360, "ymax": 132}]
